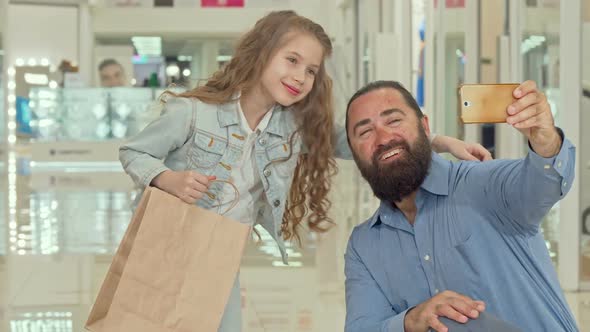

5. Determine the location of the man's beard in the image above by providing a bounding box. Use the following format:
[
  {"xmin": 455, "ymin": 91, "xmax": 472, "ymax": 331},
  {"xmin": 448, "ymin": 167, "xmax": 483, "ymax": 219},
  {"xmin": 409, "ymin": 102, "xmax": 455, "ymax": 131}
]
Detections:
[{"xmin": 353, "ymin": 126, "xmax": 432, "ymax": 203}]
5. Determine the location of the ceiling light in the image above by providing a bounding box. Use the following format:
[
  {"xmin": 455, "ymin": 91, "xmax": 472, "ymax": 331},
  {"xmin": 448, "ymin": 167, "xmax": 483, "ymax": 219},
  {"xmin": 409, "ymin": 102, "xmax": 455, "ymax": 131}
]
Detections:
[{"xmin": 131, "ymin": 36, "xmax": 162, "ymax": 56}]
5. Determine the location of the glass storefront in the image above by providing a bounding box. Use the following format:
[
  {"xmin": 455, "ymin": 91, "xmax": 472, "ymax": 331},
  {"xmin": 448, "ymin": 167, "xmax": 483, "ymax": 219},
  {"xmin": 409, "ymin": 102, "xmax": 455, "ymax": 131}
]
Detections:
[{"xmin": 521, "ymin": 0, "xmax": 561, "ymax": 267}]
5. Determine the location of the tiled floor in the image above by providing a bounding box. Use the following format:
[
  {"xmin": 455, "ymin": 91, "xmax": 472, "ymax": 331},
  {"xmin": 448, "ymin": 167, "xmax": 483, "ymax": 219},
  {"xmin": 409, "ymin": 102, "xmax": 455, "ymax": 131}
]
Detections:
[{"xmin": 1, "ymin": 152, "xmax": 589, "ymax": 331}]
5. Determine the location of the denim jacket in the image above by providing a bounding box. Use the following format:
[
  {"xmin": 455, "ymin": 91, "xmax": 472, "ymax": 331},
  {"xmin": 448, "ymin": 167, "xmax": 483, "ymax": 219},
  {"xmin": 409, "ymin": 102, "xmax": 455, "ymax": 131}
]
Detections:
[{"xmin": 119, "ymin": 97, "xmax": 353, "ymax": 263}]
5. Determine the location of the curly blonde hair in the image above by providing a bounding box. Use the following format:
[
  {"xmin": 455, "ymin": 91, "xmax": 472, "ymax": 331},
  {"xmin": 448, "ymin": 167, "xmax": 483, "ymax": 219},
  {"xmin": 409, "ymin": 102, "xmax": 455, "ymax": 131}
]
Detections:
[{"xmin": 169, "ymin": 10, "xmax": 338, "ymax": 244}]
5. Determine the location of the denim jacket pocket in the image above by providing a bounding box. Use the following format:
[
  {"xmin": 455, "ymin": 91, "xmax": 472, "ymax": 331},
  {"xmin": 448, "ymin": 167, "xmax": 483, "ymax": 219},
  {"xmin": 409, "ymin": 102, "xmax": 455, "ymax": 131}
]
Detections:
[
  {"xmin": 266, "ymin": 140, "xmax": 300, "ymax": 178},
  {"xmin": 188, "ymin": 131, "xmax": 226, "ymax": 169}
]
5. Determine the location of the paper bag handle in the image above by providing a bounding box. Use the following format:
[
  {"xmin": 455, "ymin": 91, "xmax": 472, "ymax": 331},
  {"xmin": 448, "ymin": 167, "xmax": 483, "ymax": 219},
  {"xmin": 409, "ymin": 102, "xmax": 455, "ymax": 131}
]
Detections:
[{"xmin": 207, "ymin": 179, "xmax": 240, "ymax": 216}]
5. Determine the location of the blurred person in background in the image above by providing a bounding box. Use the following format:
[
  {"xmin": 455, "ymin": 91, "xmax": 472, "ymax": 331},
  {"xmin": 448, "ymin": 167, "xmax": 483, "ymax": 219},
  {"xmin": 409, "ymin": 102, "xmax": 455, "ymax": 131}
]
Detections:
[{"xmin": 98, "ymin": 58, "xmax": 126, "ymax": 87}]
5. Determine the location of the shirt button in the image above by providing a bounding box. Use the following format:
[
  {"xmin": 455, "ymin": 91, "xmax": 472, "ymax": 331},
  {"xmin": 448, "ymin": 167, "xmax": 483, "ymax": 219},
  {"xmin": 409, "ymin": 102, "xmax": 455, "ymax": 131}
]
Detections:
[
  {"xmin": 273, "ymin": 199, "xmax": 281, "ymax": 207},
  {"xmin": 557, "ymin": 161, "xmax": 562, "ymax": 168},
  {"xmin": 563, "ymin": 182, "xmax": 567, "ymax": 187},
  {"xmin": 259, "ymin": 138, "xmax": 267, "ymax": 145},
  {"xmin": 263, "ymin": 169, "xmax": 272, "ymax": 177},
  {"xmin": 424, "ymin": 255, "xmax": 431, "ymax": 261},
  {"xmin": 435, "ymin": 289, "xmax": 440, "ymax": 294}
]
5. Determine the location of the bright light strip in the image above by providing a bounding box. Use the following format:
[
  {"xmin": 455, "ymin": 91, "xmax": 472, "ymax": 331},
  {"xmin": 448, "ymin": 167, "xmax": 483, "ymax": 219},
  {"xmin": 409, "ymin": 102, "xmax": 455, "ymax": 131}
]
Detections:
[
  {"xmin": 131, "ymin": 36, "xmax": 162, "ymax": 56},
  {"xmin": 24, "ymin": 73, "xmax": 49, "ymax": 85}
]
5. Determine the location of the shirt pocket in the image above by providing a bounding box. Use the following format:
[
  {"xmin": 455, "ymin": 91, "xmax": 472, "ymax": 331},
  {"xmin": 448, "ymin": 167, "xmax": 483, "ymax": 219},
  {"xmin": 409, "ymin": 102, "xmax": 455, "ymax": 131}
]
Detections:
[
  {"xmin": 435, "ymin": 234, "xmax": 479, "ymax": 296},
  {"xmin": 265, "ymin": 140, "xmax": 300, "ymax": 178},
  {"xmin": 188, "ymin": 131, "xmax": 226, "ymax": 169},
  {"xmin": 391, "ymin": 299, "xmax": 410, "ymax": 314}
]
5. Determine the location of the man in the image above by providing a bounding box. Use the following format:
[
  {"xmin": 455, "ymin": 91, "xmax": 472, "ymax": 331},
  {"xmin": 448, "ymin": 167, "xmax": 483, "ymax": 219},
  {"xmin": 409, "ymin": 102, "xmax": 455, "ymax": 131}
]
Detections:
[
  {"xmin": 344, "ymin": 80, "xmax": 578, "ymax": 332},
  {"xmin": 98, "ymin": 58, "xmax": 126, "ymax": 87}
]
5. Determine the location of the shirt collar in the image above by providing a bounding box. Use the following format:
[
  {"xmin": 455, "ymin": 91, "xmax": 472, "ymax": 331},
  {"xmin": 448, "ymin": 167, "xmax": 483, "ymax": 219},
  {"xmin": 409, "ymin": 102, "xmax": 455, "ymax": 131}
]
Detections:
[
  {"xmin": 369, "ymin": 152, "xmax": 451, "ymax": 229},
  {"xmin": 420, "ymin": 152, "xmax": 451, "ymax": 196}
]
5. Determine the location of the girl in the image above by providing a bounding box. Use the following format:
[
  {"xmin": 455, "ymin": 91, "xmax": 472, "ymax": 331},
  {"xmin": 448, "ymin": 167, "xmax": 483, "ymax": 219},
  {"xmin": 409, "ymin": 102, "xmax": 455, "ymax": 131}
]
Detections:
[{"xmin": 119, "ymin": 10, "xmax": 490, "ymax": 331}]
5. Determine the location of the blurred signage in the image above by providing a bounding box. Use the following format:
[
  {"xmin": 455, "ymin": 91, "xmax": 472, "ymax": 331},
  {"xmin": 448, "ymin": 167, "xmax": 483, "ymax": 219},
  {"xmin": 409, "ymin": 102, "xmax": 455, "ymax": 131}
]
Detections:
[
  {"xmin": 201, "ymin": 0, "xmax": 244, "ymax": 7},
  {"xmin": 434, "ymin": 0, "xmax": 465, "ymax": 8}
]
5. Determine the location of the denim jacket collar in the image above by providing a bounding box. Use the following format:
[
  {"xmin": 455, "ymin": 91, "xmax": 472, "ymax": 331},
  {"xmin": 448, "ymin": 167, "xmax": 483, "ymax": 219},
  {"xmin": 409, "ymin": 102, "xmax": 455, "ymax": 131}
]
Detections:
[
  {"xmin": 266, "ymin": 105, "xmax": 297, "ymax": 138},
  {"xmin": 217, "ymin": 97, "xmax": 296, "ymax": 139},
  {"xmin": 217, "ymin": 98, "xmax": 240, "ymax": 128}
]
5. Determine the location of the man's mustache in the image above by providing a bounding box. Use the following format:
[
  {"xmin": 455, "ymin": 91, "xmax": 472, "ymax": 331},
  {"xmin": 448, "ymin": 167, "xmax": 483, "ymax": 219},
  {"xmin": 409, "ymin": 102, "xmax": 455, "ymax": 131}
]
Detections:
[{"xmin": 372, "ymin": 139, "xmax": 410, "ymax": 162}]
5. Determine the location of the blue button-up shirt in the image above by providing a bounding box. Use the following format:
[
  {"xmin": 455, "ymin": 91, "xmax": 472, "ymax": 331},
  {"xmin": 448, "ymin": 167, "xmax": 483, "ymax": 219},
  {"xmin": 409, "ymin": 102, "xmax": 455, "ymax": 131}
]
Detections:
[{"xmin": 344, "ymin": 139, "xmax": 578, "ymax": 332}]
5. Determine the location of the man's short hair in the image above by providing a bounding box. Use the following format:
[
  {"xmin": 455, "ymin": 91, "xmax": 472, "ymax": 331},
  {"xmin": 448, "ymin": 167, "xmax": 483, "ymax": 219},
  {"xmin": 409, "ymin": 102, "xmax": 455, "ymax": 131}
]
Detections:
[
  {"xmin": 345, "ymin": 80, "xmax": 424, "ymax": 139},
  {"xmin": 98, "ymin": 58, "xmax": 123, "ymax": 72}
]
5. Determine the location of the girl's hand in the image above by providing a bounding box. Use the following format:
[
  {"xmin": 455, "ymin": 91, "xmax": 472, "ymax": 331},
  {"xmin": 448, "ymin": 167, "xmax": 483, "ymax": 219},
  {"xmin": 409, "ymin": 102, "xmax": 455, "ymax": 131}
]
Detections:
[
  {"xmin": 432, "ymin": 135, "xmax": 493, "ymax": 161},
  {"xmin": 152, "ymin": 170, "xmax": 216, "ymax": 204}
]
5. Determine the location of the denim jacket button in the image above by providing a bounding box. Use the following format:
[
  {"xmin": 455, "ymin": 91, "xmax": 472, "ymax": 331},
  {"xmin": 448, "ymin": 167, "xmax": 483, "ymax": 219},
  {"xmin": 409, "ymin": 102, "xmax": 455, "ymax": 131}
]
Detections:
[
  {"xmin": 273, "ymin": 199, "xmax": 281, "ymax": 207},
  {"xmin": 258, "ymin": 138, "xmax": 267, "ymax": 145},
  {"xmin": 263, "ymin": 169, "xmax": 272, "ymax": 177}
]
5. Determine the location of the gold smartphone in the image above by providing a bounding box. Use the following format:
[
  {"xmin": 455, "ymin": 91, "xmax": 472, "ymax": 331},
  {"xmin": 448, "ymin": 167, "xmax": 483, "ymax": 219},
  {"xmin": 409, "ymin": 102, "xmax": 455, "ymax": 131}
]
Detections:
[{"xmin": 459, "ymin": 83, "xmax": 520, "ymax": 124}]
